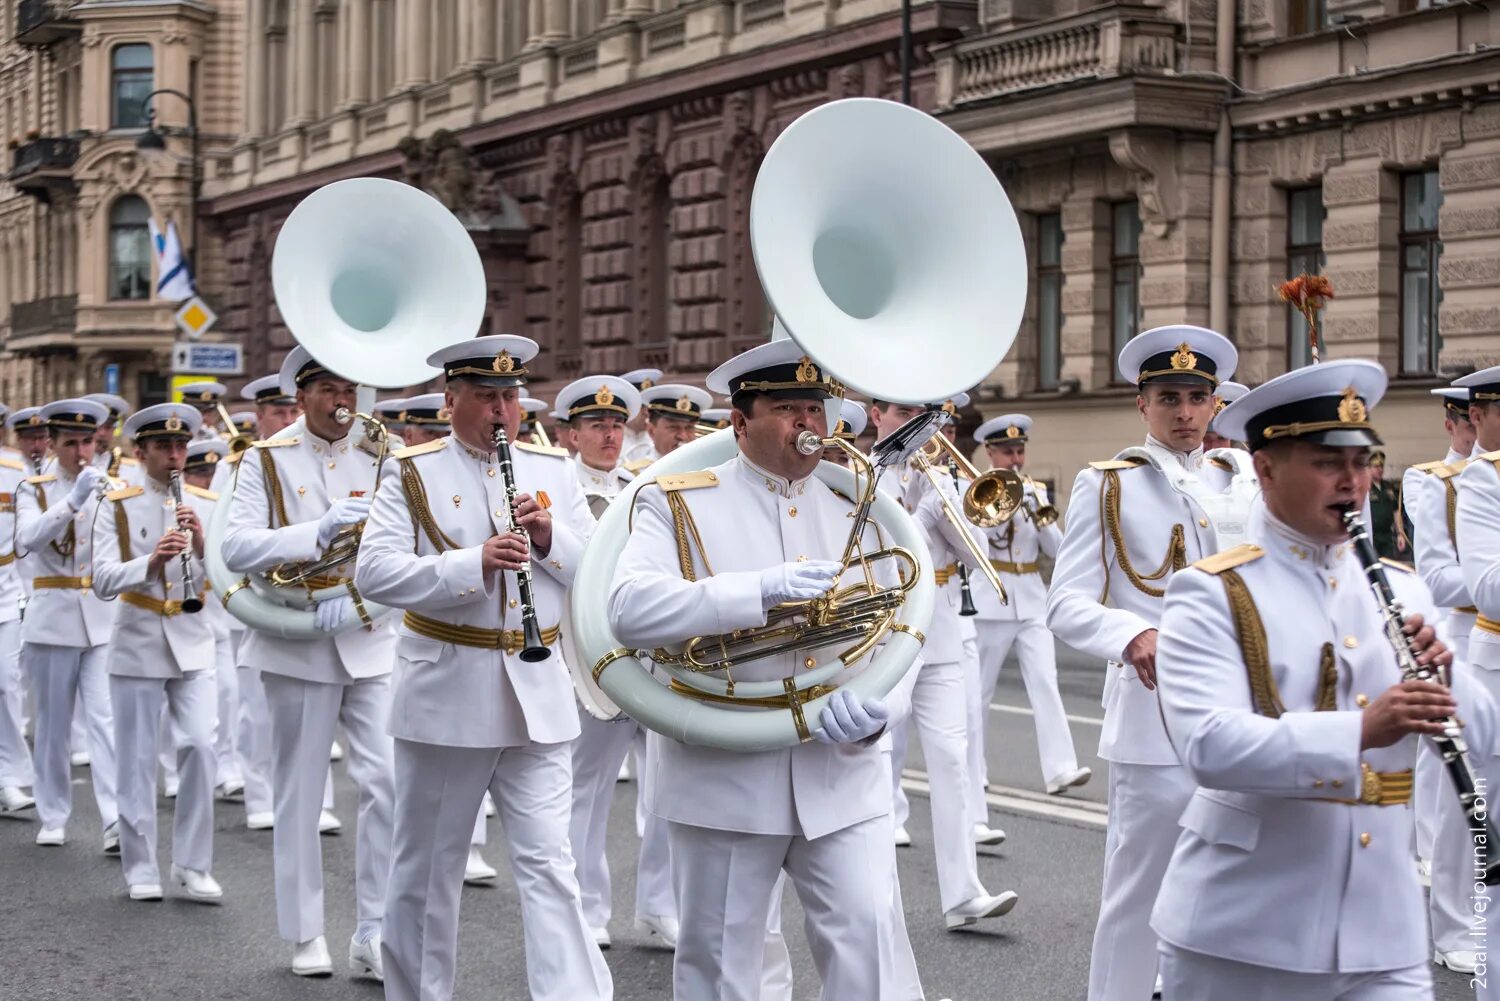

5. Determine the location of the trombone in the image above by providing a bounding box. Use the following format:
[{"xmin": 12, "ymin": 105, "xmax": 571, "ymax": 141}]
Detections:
[
  {"xmin": 910, "ymin": 435, "xmax": 1019, "ymax": 603},
  {"xmin": 214, "ymin": 401, "xmax": 254, "ymax": 454}
]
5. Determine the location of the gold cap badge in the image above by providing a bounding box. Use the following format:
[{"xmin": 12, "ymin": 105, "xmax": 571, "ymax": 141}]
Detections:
[
  {"xmin": 493, "ymin": 350, "xmax": 515, "ymax": 374},
  {"xmin": 594, "ymin": 385, "xmax": 615, "ymax": 408},
  {"xmin": 795, "ymin": 356, "xmax": 819, "ymax": 384},
  {"xmin": 1006, "ymin": 424, "xmax": 1022, "ymax": 439},
  {"xmin": 1337, "ymin": 386, "xmax": 1367, "ymax": 424},
  {"xmin": 675, "ymin": 395, "xmax": 693, "ymax": 413},
  {"xmin": 1170, "ymin": 343, "xmax": 1197, "ymax": 371},
  {"xmin": 164, "ymin": 415, "xmax": 183, "ymax": 432}
]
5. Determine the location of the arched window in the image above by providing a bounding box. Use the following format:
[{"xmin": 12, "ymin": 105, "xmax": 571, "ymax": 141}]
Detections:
[
  {"xmin": 109, "ymin": 196, "xmax": 152, "ymax": 301},
  {"xmin": 111, "ymin": 44, "xmax": 153, "ymax": 128}
]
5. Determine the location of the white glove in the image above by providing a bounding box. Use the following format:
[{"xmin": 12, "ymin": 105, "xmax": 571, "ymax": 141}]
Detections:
[
  {"xmin": 68, "ymin": 466, "xmax": 105, "ymax": 509},
  {"xmin": 314, "ymin": 595, "xmax": 353, "ymax": 633},
  {"xmin": 759, "ymin": 560, "xmax": 842, "ymax": 609},
  {"xmin": 317, "ymin": 496, "xmax": 371, "ymax": 548},
  {"xmin": 813, "ymin": 690, "xmax": 890, "ymax": 744}
]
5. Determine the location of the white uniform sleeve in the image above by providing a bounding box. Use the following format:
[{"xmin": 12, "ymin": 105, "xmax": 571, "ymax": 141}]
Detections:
[
  {"xmin": 1459, "ymin": 460, "xmax": 1500, "ymax": 617},
  {"xmin": 912, "ymin": 472, "xmax": 986, "ymax": 570},
  {"xmin": 1412, "ymin": 471, "xmax": 1469, "ymax": 608},
  {"xmin": 17, "ymin": 481, "xmax": 81, "ymax": 552},
  {"xmin": 90, "ymin": 499, "xmax": 152, "ymax": 598},
  {"xmin": 221, "ymin": 449, "xmax": 321, "ymax": 573}
]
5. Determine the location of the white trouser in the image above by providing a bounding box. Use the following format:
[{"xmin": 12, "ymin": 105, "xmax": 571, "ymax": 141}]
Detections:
[
  {"xmin": 671, "ymin": 814, "xmax": 913, "ymax": 1001},
  {"xmin": 1089, "ymin": 761, "xmax": 1196, "ymax": 1001},
  {"xmin": 110, "ymin": 672, "xmax": 216, "ymax": 887},
  {"xmin": 1433, "ymin": 660, "xmax": 1500, "ymax": 955},
  {"xmin": 27, "ymin": 642, "xmax": 116, "ymax": 833},
  {"xmin": 262, "ymin": 672, "xmax": 393, "ymax": 944},
  {"xmin": 888, "ymin": 656, "xmax": 984, "ymax": 912},
  {"xmin": 0, "ymin": 618, "xmax": 33, "ymax": 788},
  {"xmin": 1158, "ymin": 942, "xmax": 1432, "ymax": 1000},
  {"xmin": 568, "ymin": 709, "xmax": 675, "ymax": 929},
  {"xmin": 212, "ymin": 634, "xmax": 241, "ymax": 787},
  {"xmin": 382, "ymin": 738, "xmax": 611, "ymax": 1001},
  {"xmin": 71, "ymin": 685, "xmax": 89, "ymax": 760},
  {"xmin": 970, "ymin": 618, "xmax": 1080, "ymax": 806},
  {"xmin": 237, "ymin": 660, "xmax": 274, "ymax": 817}
]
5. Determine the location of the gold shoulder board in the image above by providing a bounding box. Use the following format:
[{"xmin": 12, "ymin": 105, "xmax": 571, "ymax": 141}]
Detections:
[
  {"xmin": 622, "ymin": 458, "xmax": 654, "ymax": 475},
  {"xmin": 828, "ymin": 486, "xmax": 855, "ymax": 504},
  {"xmin": 0, "ymin": 458, "xmax": 22, "ymax": 471},
  {"xmin": 392, "ymin": 438, "xmax": 448, "ymax": 460},
  {"xmin": 184, "ymin": 484, "xmax": 218, "ymax": 501},
  {"xmin": 1412, "ymin": 459, "xmax": 1448, "ymax": 474},
  {"xmin": 1474, "ymin": 449, "xmax": 1500, "ymax": 467},
  {"xmin": 24, "ymin": 474, "xmax": 56, "ymax": 485},
  {"xmin": 1435, "ymin": 459, "xmax": 1470, "ymax": 480},
  {"xmin": 253, "ymin": 437, "xmax": 300, "ymax": 449},
  {"xmin": 1088, "ymin": 457, "xmax": 1148, "ymax": 471},
  {"xmin": 1192, "ymin": 543, "xmax": 1265, "ymax": 575},
  {"xmin": 514, "ymin": 441, "xmax": 570, "ymax": 458},
  {"xmin": 120, "ymin": 456, "xmax": 140, "ymax": 466},
  {"xmin": 657, "ymin": 470, "xmax": 719, "ymax": 493},
  {"xmin": 1379, "ymin": 557, "xmax": 1416, "ymax": 575},
  {"xmin": 106, "ymin": 486, "xmax": 144, "ymax": 502}
]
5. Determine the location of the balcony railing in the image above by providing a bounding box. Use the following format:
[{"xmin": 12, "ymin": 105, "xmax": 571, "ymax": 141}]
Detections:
[
  {"xmin": 10, "ymin": 295, "xmax": 77, "ymax": 341},
  {"xmin": 9, "ymin": 136, "xmax": 79, "ymax": 178},
  {"xmin": 14, "ymin": 0, "xmax": 79, "ymax": 47},
  {"xmin": 937, "ymin": 3, "xmax": 1177, "ymax": 110}
]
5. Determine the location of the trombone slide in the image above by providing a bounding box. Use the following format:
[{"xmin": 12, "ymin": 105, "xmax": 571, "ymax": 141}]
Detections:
[{"xmin": 912, "ymin": 455, "xmax": 1008, "ymax": 605}]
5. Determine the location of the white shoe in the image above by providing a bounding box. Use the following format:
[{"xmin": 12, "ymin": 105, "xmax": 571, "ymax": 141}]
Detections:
[
  {"xmin": 972, "ymin": 823, "xmax": 1007, "ymax": 846},
  {"xmin": 318, "ymin": 809, "xmax": 342, "ymax": 835},
  {"xmin": 292, "ymin": 936, "xmax": 333, "ymax": 977},
  {"xmin": 171, "ymin": 864, "xmax": 223, "ymax": 903},
  {"xmin": 635, "ymin": 913, "xmax": 679, "ymax": 950},
  {"xmin": 591, "ymin": 926, "xmax": 611, "ymax": 950},
  {"xmin": 0, "ymin": 786, "xmax": 35, "ymax": 813},
  {"xmin": 128, "ymin": 883, "xmax": 164, "ymax": 901},
  {"xmin": 70, "ymin": 750, "xmax": 90, "ymax": 767},
  {"xmin": 1435, "ymin": 948, "xmax": 1479, "ymax": 974},
  {"xmin": 483, "ymin": 791, "xmax": 496, "ymax": 818},
  {"xmin": 36, "ymin": 826, "xmax": 65, "ymax": 846},
  {"xmin": 216, "ymin": 779, "xmax": 245, "ymax": 801},
  {"xmin": 102, "ymin": 821, "xmax": 120, "ymax": 855},
  {"xmin": 945, "ymin": 890, "xmax": 1020, "ymax": 929},
  {"xmin": 163, "ymin": 777, "xmax": 179, "ymax": 799},
  {"xmin": 246, "ymin": 811, "xmax": 274, "ymax": 830},
  {"xmin": 893, "ymin": 825, "xmax": 912, "ymax": 847},
  {"xmin": 329, "ymin": 740, "xmax": 344, "ymax": 762},
  {"xmin": 464, "ymin": 846, "xmax": 497, "ymax": 885},
  {"xmin": 349, "ymin": 934, "xmax": 383, "ymax": 981},
  {"xmin": 1417, "ymin": 857, "xmax": 1432, "ymax": 887},
  {"xmin": 1046, "ymin": 766, "xmax": 1093, "ymax": 795}
]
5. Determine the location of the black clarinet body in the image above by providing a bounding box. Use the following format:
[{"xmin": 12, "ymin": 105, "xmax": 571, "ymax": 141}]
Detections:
[
  {"xmin": 947, "ymin": 456, "xmax": 978, "ymax": 617},
  {"xmin": 1344, "ymin": 510, "xmax": 1500, "ymax": 884},
  {"xmin": 492, "ymin": 426, "xmax": 551, "ymax": 663}
]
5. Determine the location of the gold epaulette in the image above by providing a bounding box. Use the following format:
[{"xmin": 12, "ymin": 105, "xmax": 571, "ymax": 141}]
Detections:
[
  {"xmin": 106, "ymin": 486, "xmax": 143, "ymax": 502},
  {"xmin": 392, "ymin": 438, "xmax": 448, "ymax": 460},
  {"xmin": 515, "ymin": 441, "xmax": 569, "ymax": 458},
  {"xmin": 1089, "ymin": 457, "xmax": 1148, "ymax": 471},
  {"xmin": 1412, "ymin": 459, "xmax": 1448, "ymax": 474},
  {"xmin": 24, "ymin": 474, "xmax": 56, "ymax": 485},
  {"xmin": 0, "ymin": 458, "xmax": 22, "ymax": 471},
  {"xmin": 1193, "ymin": 543, "xmax": 1265, "ymax": 575},
  {"xmin": 184, "ymin": 484, "xmax": 218, "ymax": 501},
  {"xmin": 1475, "ymin": 449, "xmax": 1500, "ymax": 464},
  {"xmin": 622, "ymin": 458, "xmax": 654, "ymax": 475},
  {"xmin": 253, "ymin": 437, "xmax": 299, "ymax": 449},
  {"xmin": 119, "ymin": 456, "xmax": 139, "ymax": 466},
  {"xmin": 1380, "ymin": 557, "xmax": 1416, "ymax": 574},
  {"xmin": 1434, "ymin": 459, "xmax": 1469, "ymax": 479},
  {"xmin": 656, "ymin": 470, "xmax": 719, "ymax": 492}
]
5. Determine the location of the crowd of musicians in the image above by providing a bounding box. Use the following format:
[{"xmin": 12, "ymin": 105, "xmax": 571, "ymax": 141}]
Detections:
[{"xmin": 0, "ymin": 321, "xmax": 1496, "ymax": 1001}]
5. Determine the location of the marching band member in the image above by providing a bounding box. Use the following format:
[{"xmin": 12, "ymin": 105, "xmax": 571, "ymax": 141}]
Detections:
[
  {"xmin": 1201, "ymin": 380, "xmax": 1249, "ymax": 451},
  {"xmin": 965, "ymin": 414, "xmax": 1088, "ymax": 812},
  {"xmin": 628, "ymin": 384, "xmax": 712, "ymax": 470},
  {"xmin": 619, "ymin": 367, "xmax": 662, "ymax": 463},
  {"xmin": 0, "ymin": 416, "xmax": 34, "ymax": 815},
  {"xmin": 0, "ymin": 404, "xmax": 16, "ymax": 465},
  {"xmin": 872, "ymin": 394, "xmax": 1019, "ymax": 924},
  {"xmin": 518, "ymin": 396, "xmax": 549, "ymax": 446},
  {"xmin": 357, "ymin": 334, "xmax": 610, "ymax": 1001},
  {"xmin": 221, "ymin": 347, "xmax": 395, "ymax": 979},
  {"xmin": 86, "ymin": 393, "xmax": 143, "ymax": 487},
  {"xmin": 241, "ymin": 374, "xmax": 299, "ymax": 434},
  {"xmin": 398, "ymin": 394, "xmax": 450, "ymax": 448},
  {"xmin": 1045, "ymin": 326, "xmax": 1245, "ymax": 1001},
  {"xmin": 373, "ymin": 398, "xmax": 411, "ymax": 439},
  {"xmin": 609, "ymin": 340, "xmax": 921, "ymax": 999},
  {"xmin": 16, "ymin": 399, "xmax": 119, "ymax": 850},
  {"xmin": 178, "ymin": 382, "xmax": 230, "ymax": 442},
  {"xmin": 226, "ymin": 411, "xmax": 257, "ymax": 442},
  {"xmin": 1154, "ymin": 359, "xmax": 1479, "ymax": 999},
  {"xmin": 9, "ymin": 407, "xmax": 50, "ymax": 476},
  {"xmin": 559, "ymin": 376, "xmax": 639, "ymax": 518},
  {"xmin": 92, "ymin": 403, "xmax": 222, "ymax": 903}
]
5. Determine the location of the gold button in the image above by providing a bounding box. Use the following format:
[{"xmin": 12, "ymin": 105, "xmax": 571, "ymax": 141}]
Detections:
[
  {"xmin": 766, "ymin": 482, "xmax": 775, "ymax": 491},
  {"xmin": 486, "ymin": 469, "xmax": 496, "ymax": 478},
  {"xmin": 509, "ymin": 598, "xmax": 518, "ymax": 608},
  {"xmin": 797, "ymin": 555, "xmax": 808, "ymax": 562},
  {"xmin": 1329, "ymin": 578, "xmax": 1338, "ymax": 589},
  {"xmin": 165, "ymin": 582, "xmax": 173, "ymax": 591},
  {"xmin": 495, "ymin": 510, "xmax": 504, "ymax": 518},
  {"xmin": 1359, "ymin": 832, "xmax": 1371, "ymax": 848},
  {"xmin": 551, "ymin": 560, "xmax": 563, "ymax": 570},
  {"xmin": 1312, "ymin": 779, "xmax": 1325, "ymax": 788},
  {"xmin": 1343, "ymin": 636, "xmax": 1358, "ymax": 649},
  {"xmin": 328, "ymin": 461, "xmax": 336, "ymax": 469},
  {"xmin": 1198, "ymin": 518, "xmax": 1208, "ymax": 528},
  {"xmin": 1355, "ymin": 694, "xmax": 1369, "ymax": 708},
  {"xmin": 297, "ymin": 486, "xmax": 306, "ymax": 496},
  {"xmin": 804, "ymin": 657, "xmax": 816, "ymax": 668},
  {"xmin": 788, "ymin": 506, "xmax": 797, "ymax": 518},
  {"xmin": 1331, "ymin": 779, "xmax": 1344, "ymax": 789}
]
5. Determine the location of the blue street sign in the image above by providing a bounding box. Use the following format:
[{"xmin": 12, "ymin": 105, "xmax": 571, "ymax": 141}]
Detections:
[{"xmin": 104, "ymin": 364, "xmax": 120, "ymax": 396}]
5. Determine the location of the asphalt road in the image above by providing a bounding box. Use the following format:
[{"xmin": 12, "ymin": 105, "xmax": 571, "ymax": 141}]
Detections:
[{"xmin": 0, "ymin": 644, "xmax": 1478, "ymax": 1000}]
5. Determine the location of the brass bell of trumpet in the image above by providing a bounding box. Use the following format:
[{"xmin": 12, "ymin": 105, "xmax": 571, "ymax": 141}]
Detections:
[{"xmin": 917, "ymin": 435, "xmax": 1026, "ymax": 528}]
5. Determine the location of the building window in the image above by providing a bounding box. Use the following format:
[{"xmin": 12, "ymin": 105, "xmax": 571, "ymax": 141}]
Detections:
[
  {"xmin": 1286, "ymin": 186, "xmax": 1326, "ymax": 368},
  {"xmin": 111, "ymin": 44, "xmax": 154, "ymax": 129},
  {"xmin": 1035, "ymin": 212, "xmax": 1063, "ymax": 390},
  {"xmin": 109, "ymin": 196, "xmax": 152, "ymax": 301},
  {"xmin": 1111, "ymin": 200, "xmax": 1143, "ymax": 372},
  {"xmin": 1400, "ymin": 169, "xmax": 1443, "ymax": 375},
  {"xmin": 1287, "ymin": 0, "xmax": 1327, "ymax": 34}
]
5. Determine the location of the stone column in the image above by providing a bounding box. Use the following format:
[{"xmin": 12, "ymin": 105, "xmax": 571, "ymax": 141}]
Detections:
[
  {"xmin": 620, "ymin": 0, "xmax": 654, "ymax": 16},
  {"xmin": 526, "ymin": 0, "xmax": 547, "ymax": 47},
  {"xmin": 471, "ymin": 0, "xmax": 496, "ymax": 65},
  {"xmin": 1227, "ymin": 168, "xmax": 1284, "ymax": 385},
  {"xmin": 543, "ymin": 0, "xmax": 570, "ymax": 42},
  {"xmin": 1057, "ymin": 179, "xmax": 1111, "ymax": 390},
  {"xmin": 342, "ymin": 0, "xmax": 371, "ymax": 108},
  {"xmin": 288, "ymin": 0, "xmax": 318, "ymax": 126},
  {"xmin": 244, "ymin": 0, "xmax": 268, "ymax": 136},
  {"xmin": 404, "ymin": 0, "xmax": 431, "ymax": 86},
  {"xmin": 1320, "ymin": 157, "xmax": 1398, "ymax": 368},
  {"xmin": 1437, "ymin": 117, "xmax": 1500, "ymax": 370}
]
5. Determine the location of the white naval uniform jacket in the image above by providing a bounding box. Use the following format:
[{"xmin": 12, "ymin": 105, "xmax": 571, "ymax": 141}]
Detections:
[
  {"xmin": 1408, "ymin": 448, "xmax": 1477, "ymax": 640},
  {"xmin": 972, "ymin": 478, "xmax": 1061, "ymax": 623},
  {"xmin": 608, "ymin": 454, "xmax": 901, "ymax": 841},
  {"xmin": 573, "ymin": 456, "xmax": 633, "ymax": 519},
  {"xmin": 1045, "ymin": 437, "xmax": 1237, "ymax": 766},
  {"xmin": 221, "ymin": 430, "xmax": 394, "ymax": 684},
  {"xmin": 1458, "ymin": 452, "xmax": 1500, "ymax": 673},
  {"xmin": 0, "ymin": 459, "xmax": 29, "ymax": 626},
  {"xmin": 1152, "ymin": 507, "xmax": 1495, "ymax": 974},
  {"xmin": 91, "ymin": 478, "xmax": 215, "ymax": 678},
  {"xmin": 15, "ymin": 467, "xmax": 116, "ymax": 648},
  {"xmin": 94, "ymin": 449, "xmax": 144, "ymax": 488},
  {"xmin": 355, "ymin": 436, "xmax": 593, "ymax": 749}
]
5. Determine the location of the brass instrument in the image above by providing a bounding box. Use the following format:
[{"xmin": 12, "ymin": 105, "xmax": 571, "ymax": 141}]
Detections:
[
  {"xmin": 1022, "ymin": 479, "xmax": 1060, "ymax": 528},
  {"xmin": 532, "ymin": 421, "xmax": 553, "ymax": 449},
  {"xmin": 267, "ymin": 407, "xmax": 390, "ymax": 589},
  {"xmin": 167, "ymin": 470, "xmax": 205, "ymax": 614},
  {"xmin": 215, "ymin": 401, "xmax": 253, "ymax": 454},
  {"xmin": 946, "ymin": 452, "xmax": 979, "ymax": 617},
  {"xmin": 911, "ymin": 435, "xmax": 1014, "ymax": 604}
]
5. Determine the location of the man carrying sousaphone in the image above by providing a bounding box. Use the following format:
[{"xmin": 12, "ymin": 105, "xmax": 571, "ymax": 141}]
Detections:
[
  {"xmin": 221, "ymin": 346, "xmax": 395, "ymax": 980},
  {"xmin": 607, "ymin": 339, "xmax": 921, "ymax": 1000},
  {"xmin": 355, "ymin": 335, "xmax": 610, "ymax": 1001}
]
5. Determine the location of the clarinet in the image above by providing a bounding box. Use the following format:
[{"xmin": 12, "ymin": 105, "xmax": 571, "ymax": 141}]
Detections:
[
  {"xmin": 491, "ymin": 426, "xmax": 550, "ymax": 663},
  {"xmin": 946, "ymin": 455, "xmax": 978, "ymax": 617},
  {"xmin": 1344, "ymin": 509, "xmax": 1500, "ymax": 884},
  {"xmin": 168, "ymin": 471, "xmax": 205, "ymax": 614}
]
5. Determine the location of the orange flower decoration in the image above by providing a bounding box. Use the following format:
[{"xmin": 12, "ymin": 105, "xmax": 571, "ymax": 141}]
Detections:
[{"xmin": 1278, "ymin": 273, "xmax": 1335, "ymax": 363}]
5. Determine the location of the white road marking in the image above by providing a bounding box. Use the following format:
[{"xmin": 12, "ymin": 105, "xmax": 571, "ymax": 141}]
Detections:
[
  {"xmin": 902, "ymin": 769, "xmax": 1108, "ymax": 829},
  {"xmin": 990, "ymin": 701, "xmax": 1105, "ymax": 727}
]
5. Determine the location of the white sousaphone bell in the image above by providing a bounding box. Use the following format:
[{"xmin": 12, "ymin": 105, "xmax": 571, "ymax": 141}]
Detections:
[
  {"xmin": 568, "ymin": 98, "xmax": 1027, "ymax": 750},
  {"xmin": 205, "ymin": 178, "xmax": 486, "ymax": 638}
]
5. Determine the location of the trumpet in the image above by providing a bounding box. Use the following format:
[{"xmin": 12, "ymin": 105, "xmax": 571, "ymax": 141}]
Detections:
[
  {"xmin": 1020, "ymin": 476, "xmax": 1060, "ymax": 527},
  {"xmin": 492, "ymin": 424, "xmax": 551, "ymax": 662},
  {"xmin": 215, "ymin": 401, "xmax": 253, "ymax": 454},
  {"xmin": 168, "ymin": 471, "xmax": 205, "ymax": 614}
]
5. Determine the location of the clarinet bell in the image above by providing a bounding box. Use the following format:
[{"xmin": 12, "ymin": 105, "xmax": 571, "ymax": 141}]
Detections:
[
  {"xmin": 180, "ymin": 594, "xmax": 205, "ymax": 615},
  {"xmin": 519, "ymin": 619, "xmax": 552, "ymax": 663},
  {"xmin": 958, "ymin": 585, "xmax": 977, "ymax": 617}
]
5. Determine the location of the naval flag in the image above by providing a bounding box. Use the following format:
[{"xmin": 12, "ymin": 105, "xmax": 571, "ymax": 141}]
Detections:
[{"xmin": 148, "ymin": 217, "xmax": 196, "ymax": 303}]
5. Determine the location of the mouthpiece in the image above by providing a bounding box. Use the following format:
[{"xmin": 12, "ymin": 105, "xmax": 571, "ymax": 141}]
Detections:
[
  {"xmin": 334, "ymin": 406, "xmax": 353, "ymax": 425},
  {"xmin": 795, "ymin": 431, "xmax": 826, "ymax": 456}
]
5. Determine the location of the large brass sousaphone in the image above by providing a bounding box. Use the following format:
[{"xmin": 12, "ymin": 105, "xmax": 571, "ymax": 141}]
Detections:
[{"xmin": 567, "ymin": 99, "xmax": 1027, "ymax": 750}]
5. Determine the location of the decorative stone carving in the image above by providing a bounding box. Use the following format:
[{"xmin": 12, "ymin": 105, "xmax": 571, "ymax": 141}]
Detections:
[
  {"xmin": 1108, "ymin": 129, "xmax": 1178, "ymax": 237},
  {"xmin": 398, "ymin": 129, "xmax": 478, "ymax": 214}
]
